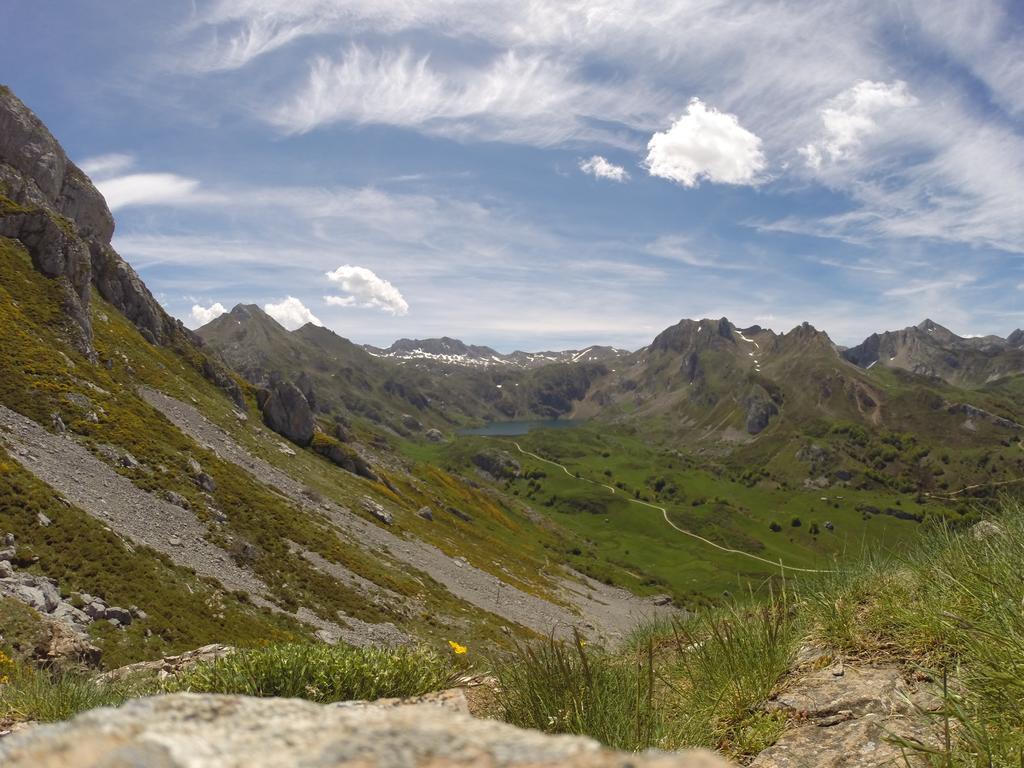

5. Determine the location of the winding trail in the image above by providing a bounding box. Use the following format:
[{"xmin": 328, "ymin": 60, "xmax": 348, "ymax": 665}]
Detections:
[
  {"xmin": 512, "ymin": 442, "xmax": 836, "ymax": 575},
  {"xmin": 925, "ymin": 475, "xmax": 1024, "ymax": 499}
]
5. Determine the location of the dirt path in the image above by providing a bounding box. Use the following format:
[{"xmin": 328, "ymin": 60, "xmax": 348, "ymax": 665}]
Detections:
[
  {"xmin": 511, "ymin": 442, "xmax": 835, "ymax": 575},
  {"xmin": 138, "ymin": 388, "xmax": 661, "ymax": 642}
]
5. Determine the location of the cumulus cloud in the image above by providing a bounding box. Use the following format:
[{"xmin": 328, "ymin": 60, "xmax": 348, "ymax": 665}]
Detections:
[
  {"xmin": 189, "ymin": 301, "xmax": 227, "ymax": 327},
  {"xmin": 644, "ymin": 99, "xmax": 766, "ymax": 188},
  {"xmin": 579, "ymin": 155, "xmax": 629, "ymax": 182},
  {"xmin": 801, "ymin": 80, "xmax": 917, "ymax": 169},
  {"xmin": 264, "ymin": 296, "xmax": 323, "ymax": 329},
  {"xmin": 325, "ymin": 265, "xmax": 409, "ymax": 315}
]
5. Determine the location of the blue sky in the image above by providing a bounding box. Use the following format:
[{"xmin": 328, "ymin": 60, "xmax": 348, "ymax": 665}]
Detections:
[{"xmin": 3, "ymin": 0, "xmax": 1023, "ymax": 350}]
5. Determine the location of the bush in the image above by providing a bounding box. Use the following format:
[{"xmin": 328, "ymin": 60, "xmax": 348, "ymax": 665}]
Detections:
[
  {"xmin": 790, "ymin": 517, "xmax": 802, "ymax": 527},
  {"xmin": 167, "ymin": 643, "xmax": 456, "ymax": 703}
]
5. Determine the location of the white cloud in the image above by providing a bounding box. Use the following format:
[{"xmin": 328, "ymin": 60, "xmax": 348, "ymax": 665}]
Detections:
[
  {"xmin": 78, "ymin": 153, "xmax": 136, "ymax": 179},
  {"xmin": 579, "ymin": 155, "xmax": 629, "ymax": 182},
  {"xmin": 644, "ymin": 99, "xmax": 766, "ymax": 188},
  {"xmin": 800, "ymin": 80, "xmax": 917, "ymax": 169},
  {"xmin": 264, "ymin": 296, "xmax": 323, "ymax": 329},
  {"xmin": 325, "ymin": 265, "xmax": 409, "ymax": 315},
  {"xmin": 94, "ymin": 173, "xmax": 205, "ymax": 211},
  {"xmin": 189, "ymin": 302, "xmax": 227, "ymax": 327}
]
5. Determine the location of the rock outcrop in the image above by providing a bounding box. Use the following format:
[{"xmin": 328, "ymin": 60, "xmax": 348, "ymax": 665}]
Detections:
[
  {"xmin": 261, "ymin": 380, "xmax": 316, "ymax": 446},
  {"xmin": 0, "ymin": 693, "xmax": 733, "ymax": 767}
]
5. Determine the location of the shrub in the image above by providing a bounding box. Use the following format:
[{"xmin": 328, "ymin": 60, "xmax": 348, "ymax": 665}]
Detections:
[
  {"xmin": 790, "ymin": 517, "xmax": 802, "ymax": 527},
  {"xmin": 167, "ymin": 643, "xmax": 456, "ymax": 703}
]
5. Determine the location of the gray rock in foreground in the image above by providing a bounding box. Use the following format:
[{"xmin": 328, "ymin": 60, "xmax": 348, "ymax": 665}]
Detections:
[{"xmin": 0, "ymin": 693, "xmax": 733, "ymax": 767}]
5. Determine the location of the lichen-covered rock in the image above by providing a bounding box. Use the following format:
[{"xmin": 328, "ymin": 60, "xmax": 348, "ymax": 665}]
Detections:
[
  {"xmin": 97, "ymin": 644, "xmax": 235, "ymax": 684},
  {"xmin": 261, "ymin": 380, "xmax": 315, "ymax": 447},
  {"xmin": 0, "ymin": 693, "xmax": 734, "ymax": 767}
]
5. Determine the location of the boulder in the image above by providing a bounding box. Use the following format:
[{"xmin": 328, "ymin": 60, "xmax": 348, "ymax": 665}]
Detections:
[
  {"xmin": 0, "ymin": 693, "xmax": 733, "ymax": 768},
  {"xmin": 425, "ymin": 428, "xmax": 444, "ymax": 442},
  {"xmin": 971, "ymin": 519, "xmax": 1005, "ymax": 540},
  {"xmin": 361, "ymin": 497, "xmax": 394, "ymax": 526},
  {"xmin": 195, "ymin": 472, "xmax": 217, "ymax": 493},
  {"xmin": 261, "ymin": 380, "xmax": 315, "ymax": 446},
  {"xmin": 103, "ymin": 606, "xmax": 133, "ymax": 626},
  {"xmin": 416, "ymin": 506, "xmax": 434, "ymax": 521}
]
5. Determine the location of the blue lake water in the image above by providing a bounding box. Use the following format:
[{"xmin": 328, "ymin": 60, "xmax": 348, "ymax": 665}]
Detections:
[{"xmin": 457, "ymin": 419, "xmax": 584, "ymax": 436}]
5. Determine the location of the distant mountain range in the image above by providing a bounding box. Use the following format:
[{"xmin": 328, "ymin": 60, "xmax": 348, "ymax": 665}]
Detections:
[{"xmin": 365, "ymin": 337, "xmax": 629, "ymax": 369}]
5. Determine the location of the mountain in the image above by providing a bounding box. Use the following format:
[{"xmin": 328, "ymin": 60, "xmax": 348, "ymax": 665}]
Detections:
[
  {"xmin": 367, "ymin": 337, "xmax": 629, "ymax": 370},
  {"xmin": 843, "ymin": 319, "xmax": 1024, "ymax": 388}
]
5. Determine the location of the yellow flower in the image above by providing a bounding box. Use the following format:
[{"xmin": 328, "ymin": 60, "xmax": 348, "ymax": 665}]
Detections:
[{"xmin": 447, "ymin": 640, "xmax": 468, "ymax": 655}]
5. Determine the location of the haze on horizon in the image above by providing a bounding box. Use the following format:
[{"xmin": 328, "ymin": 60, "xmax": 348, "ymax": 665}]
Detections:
[{"xmin": 3, "ymin": 0, "xmax": 1022, "ymax": 352}]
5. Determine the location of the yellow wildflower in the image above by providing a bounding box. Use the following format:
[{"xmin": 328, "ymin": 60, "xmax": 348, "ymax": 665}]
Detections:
[{"xmin": 447, "ymin": 640, "xmax": 468, "ymax": 655}]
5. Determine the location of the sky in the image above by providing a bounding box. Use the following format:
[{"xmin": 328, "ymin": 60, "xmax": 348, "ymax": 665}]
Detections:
[{"xmin": 3, "ymin": 1, "xmax": 1023, "ymax": 351}]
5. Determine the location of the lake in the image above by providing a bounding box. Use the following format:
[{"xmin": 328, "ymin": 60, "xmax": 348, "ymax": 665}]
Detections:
[{"xmin": 457, "ymin": 419, "xmax": 584, "ymax": 436}]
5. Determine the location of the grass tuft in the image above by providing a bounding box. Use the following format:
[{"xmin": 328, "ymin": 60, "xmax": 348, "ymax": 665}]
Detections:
[{"xmin": 165, "ymin": 643, "xmax": 458, "ymax": 703}]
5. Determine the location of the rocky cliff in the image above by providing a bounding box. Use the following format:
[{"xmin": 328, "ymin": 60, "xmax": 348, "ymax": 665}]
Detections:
[{"xmin": 0, "ymin": 85, "xmax": 241, "ymax": 401}]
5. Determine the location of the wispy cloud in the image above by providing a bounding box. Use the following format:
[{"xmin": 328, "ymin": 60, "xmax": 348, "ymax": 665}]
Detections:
[
  {"xmin": 800, "ymin": 81, "xmax": 917, "ymax": 169},
  {"xmin": 77, "ymin": 153, "xmax": 211, "ymax": 211}
]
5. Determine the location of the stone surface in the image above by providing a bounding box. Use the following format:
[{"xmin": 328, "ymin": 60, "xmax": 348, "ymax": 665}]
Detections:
[
  {"xmin": 754, "ymin": 664, "xmax": 940, "ymax": 768},
  {"xmin": 751, "ymin": 713, "xmax": 934, "ymax": 768},
  {"xmin": 0, "ymin": 693, "xmax": 733, "ymax": 768},
  {"xmin": 332, "ymin": 687, "xmax": 470, "ymax": 715},
  {"xmin": 766, "ymin": 666, "xmax": 915, "ymax": 719}
]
